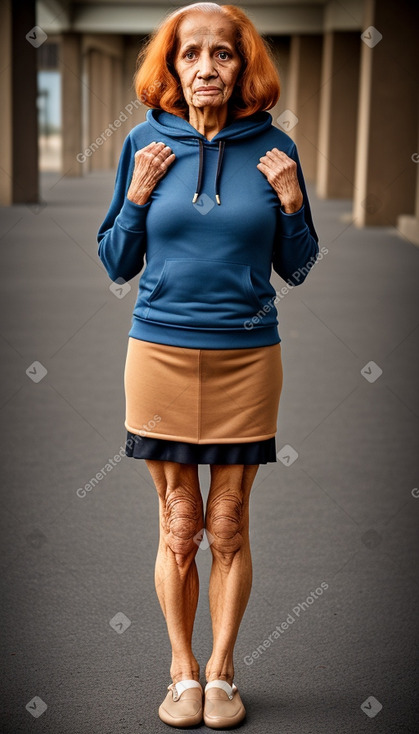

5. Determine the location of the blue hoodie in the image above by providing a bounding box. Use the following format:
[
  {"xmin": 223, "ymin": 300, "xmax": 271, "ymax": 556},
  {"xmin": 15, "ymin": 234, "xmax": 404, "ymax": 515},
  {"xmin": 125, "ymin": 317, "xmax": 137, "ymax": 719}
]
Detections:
[{"xmin": 97, "ymin": 109, "xmax": 319, "ymax": 348}]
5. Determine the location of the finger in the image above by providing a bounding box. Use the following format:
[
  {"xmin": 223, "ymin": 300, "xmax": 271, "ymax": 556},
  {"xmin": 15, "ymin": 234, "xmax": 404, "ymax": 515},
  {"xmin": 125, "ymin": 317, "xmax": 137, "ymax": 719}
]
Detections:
[
  {"xmin": 266, "ymin": 148, "xmax": 289, "ymax": 159},
  {"xmin": 138, "ymin": 142, "xmax": 165, "ymax": 154},
  {"xmin": 265, "ymin": 150, "xmax": 288, "ymax": 164},
  {"xmin": 139, "ymin": 142, "xmax": 161, "ymax": 151},
  {"xmin": 256, "ymin": 161, "xmax": 270, "ymax": 175},
  {"xmin": 165, "ymin": 153, "xmax": 176, "ymax": 164},
  {"xmin": 156, "ymin": 144, "xmax": 173, "ymax": 155},
  {"xmin": 155, "ymin": 145, "xmax": 174, "ymax": 160},
  {"xmin": 258, "ymin": 155, "xmax": 277, "ymax": 171},
  {"xmin": 159, "ymin": 152, "xmax": 176, "ymax": 168},
  {"xmin": 136, "ymin": 142, "xmax": 170, "ymax": 160},
  {"xmin": 135, "ymin": 144, "xmax": 155, "ymax": 158}
]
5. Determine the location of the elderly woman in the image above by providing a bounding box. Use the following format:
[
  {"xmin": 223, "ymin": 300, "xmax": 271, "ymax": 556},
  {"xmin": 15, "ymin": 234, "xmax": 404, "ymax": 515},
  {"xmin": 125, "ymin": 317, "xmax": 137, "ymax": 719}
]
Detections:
[{"xmin": 98, "ymin": 1, "xmax": 318, "ymax": 728}]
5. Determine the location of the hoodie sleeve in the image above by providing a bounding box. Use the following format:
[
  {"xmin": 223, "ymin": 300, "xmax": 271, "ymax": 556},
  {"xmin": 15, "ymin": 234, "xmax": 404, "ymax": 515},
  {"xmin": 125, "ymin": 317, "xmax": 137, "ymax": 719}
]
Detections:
[
  {"xmin": 272, "ymin": 142, "xmax": 319, "ymax": 286},
  {"xmin": 97, "ymin": 132, "xmax": 151, "ymax": 282}
]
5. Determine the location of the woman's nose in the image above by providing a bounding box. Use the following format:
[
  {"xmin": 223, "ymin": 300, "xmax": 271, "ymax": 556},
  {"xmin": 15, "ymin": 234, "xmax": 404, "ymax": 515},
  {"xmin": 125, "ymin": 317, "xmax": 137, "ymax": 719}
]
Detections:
[{"xmin": 197, "ymin": 51, "xmax": 217, "ymax": 78}]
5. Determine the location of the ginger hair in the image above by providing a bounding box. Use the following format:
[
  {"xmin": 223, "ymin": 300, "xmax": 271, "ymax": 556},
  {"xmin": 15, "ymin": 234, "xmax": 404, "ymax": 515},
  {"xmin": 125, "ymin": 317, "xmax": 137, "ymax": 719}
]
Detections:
[{"xmin": 133, "ymin": 2, "xmax": 280, "ymax": 119}]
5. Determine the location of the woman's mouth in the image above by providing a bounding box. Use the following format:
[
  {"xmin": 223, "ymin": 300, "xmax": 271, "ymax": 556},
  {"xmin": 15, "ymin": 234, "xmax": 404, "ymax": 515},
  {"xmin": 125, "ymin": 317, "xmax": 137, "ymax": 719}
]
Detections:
[{"xmin": 195, "ymin": 87, "xmax": 222, "ymax": 94}]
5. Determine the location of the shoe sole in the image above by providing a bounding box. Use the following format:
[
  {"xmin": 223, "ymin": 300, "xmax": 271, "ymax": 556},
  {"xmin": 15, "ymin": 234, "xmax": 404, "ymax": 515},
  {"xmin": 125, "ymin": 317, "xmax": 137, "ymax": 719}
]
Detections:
[
  {"xmin": 203, "ymin": 710, "xmax": 246, "ymax": 729},
  {"xmin": 158, "ymin": 708, "xmax": 203, "ymax": 727}
]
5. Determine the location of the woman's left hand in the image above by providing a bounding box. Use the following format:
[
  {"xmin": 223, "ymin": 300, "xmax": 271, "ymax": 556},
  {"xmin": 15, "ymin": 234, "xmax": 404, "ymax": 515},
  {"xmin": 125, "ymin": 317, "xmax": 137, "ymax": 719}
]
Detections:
[{"xmin": 257, "ymin": 148, "xmax": 304, "ymax": 213}]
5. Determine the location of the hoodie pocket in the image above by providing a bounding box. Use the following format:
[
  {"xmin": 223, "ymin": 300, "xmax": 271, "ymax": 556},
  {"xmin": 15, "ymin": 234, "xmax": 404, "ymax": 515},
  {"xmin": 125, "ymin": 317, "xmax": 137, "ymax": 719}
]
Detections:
[{"xmin": 144, "ymin": 258, "xmax": 266, "ymax": 328}]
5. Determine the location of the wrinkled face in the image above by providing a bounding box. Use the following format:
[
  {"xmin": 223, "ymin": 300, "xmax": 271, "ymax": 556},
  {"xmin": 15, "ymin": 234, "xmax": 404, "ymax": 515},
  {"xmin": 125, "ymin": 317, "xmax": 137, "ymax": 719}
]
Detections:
[{"xmin": 173, "ymin": 12, "xmax": 242, "ymax": 109}]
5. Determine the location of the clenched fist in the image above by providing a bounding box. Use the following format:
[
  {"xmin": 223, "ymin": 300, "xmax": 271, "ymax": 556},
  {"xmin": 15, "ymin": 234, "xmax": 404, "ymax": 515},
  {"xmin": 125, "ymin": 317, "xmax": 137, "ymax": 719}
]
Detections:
[
  {"xmin": 127, "ymin": 141, "xmax": 176, "ymax": 205},
  {"xmin": 257, "ymin": 148, "xmax": 303, "ymax": 213}
]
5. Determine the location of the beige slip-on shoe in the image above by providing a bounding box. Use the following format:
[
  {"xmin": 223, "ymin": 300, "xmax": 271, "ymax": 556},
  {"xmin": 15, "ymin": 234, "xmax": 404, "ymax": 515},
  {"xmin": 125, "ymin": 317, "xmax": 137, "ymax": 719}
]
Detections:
[
  {"xmin": 203, "ymin": 679, "xmax": 246, "ymax": 729},
  {"xmin": 158, "ymin": 679, "xmax": 203, "ymax": 728}
]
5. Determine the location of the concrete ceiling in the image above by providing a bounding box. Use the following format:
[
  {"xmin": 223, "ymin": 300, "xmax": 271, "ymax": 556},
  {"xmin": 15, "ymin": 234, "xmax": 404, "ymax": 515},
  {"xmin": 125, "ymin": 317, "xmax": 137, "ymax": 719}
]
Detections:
[{"xmin": 38, "ymin": 0, "xmax": 365, "ymax": 35}]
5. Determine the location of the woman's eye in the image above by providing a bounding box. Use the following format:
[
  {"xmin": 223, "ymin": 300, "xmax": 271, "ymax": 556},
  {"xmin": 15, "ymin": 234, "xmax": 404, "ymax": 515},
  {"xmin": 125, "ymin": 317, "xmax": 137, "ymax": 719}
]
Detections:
[{"xmin": 184, "ymin": 50, "xmax": 230, "ymax": 61}]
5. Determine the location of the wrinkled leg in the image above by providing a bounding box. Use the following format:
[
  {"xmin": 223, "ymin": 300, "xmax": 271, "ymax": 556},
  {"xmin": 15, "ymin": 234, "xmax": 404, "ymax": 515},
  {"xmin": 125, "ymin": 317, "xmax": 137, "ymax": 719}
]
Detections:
[
  {"xmin": 145, "ymin": 459, "xmax": 204, "ymax": 685},
  {"xmin": 204, "ymin": 463, "xmax": 259, "ymax": 685}
]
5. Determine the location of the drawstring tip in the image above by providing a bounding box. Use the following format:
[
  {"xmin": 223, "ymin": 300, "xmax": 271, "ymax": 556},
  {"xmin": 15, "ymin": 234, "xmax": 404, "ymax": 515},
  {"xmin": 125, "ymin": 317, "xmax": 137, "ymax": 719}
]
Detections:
[
  {"xmin": 216, "ymin": 194, "xmax": 221, "ymax": 205},
  {"xmin": 192, "ymin": 193, "xmax": 199, "ymax": 204}
]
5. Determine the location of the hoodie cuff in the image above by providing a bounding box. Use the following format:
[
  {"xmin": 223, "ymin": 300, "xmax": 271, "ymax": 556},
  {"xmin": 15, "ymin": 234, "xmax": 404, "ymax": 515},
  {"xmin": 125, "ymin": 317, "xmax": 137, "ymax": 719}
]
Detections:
[
  {"xmin": 279, "ymin": 203, "xmax": 307, "ymax": 237},
  {"xmin": 116, "ymin": 196, "xmax": 151, "ymax": 232}
]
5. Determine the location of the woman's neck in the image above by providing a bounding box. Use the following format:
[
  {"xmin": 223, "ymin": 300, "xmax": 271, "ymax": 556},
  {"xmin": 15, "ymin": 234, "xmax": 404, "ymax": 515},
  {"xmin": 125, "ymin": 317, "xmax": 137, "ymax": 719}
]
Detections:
[{"xmin": 187, "ymin": 104, "xmax": 229, "ymax": 141}]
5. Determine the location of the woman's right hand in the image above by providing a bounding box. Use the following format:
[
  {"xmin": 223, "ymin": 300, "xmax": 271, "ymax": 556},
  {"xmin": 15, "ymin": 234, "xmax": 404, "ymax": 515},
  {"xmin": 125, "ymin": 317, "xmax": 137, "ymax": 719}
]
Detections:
[{"xmin": 127, "ymin": 141, "xmax": 176, "ymax": 205}]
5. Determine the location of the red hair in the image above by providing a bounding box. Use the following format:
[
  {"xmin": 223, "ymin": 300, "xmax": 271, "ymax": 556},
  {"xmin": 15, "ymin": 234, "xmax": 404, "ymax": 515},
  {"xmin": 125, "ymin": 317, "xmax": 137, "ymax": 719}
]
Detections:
[{"xmin": 133, "ymin": 2, "xmax": 280, "ymax": 119}]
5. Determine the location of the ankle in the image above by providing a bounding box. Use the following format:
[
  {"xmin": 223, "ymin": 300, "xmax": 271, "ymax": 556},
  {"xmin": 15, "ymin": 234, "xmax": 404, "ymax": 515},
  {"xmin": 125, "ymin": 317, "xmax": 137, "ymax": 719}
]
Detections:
[
  {"xmin": 205, "ymin": 663, "xmax": 234, "ymax": 686},
  {"xmin": 170, "ymin": 659, "xmax": 200, "ymax": 685},
  {"xmin": 205, "ymin": 652, "xmax": 234, "ymax": 685}
]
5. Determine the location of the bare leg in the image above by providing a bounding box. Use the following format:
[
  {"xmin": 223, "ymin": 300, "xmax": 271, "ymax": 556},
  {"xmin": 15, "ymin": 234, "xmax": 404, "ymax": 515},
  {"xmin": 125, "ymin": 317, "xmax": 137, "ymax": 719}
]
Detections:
[
  {"xmin": 204, "ymin": 463, "xmax": 259, "ymax": 686},
  {"xmin": 145, "ymin": 459, "xmax": 204, "ymax": 685}
]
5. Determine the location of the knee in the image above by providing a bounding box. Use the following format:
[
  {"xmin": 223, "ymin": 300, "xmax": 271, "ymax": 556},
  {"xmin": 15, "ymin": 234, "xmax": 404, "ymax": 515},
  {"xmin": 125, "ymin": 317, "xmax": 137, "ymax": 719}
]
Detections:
[
  {"xmin": 162, "ymin": 487, "xmax": 203, "ymax": 566},
  {"xmin": 206, "ymin": 493, "xmax": 247, "ymax": 561}
]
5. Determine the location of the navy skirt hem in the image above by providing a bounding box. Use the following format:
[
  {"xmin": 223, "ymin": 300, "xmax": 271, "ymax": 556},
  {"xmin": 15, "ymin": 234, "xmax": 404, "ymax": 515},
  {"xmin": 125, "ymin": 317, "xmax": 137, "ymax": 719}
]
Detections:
[{"xmin": 125, "ymin": 431, "xmax": 277, "ymax": 465}]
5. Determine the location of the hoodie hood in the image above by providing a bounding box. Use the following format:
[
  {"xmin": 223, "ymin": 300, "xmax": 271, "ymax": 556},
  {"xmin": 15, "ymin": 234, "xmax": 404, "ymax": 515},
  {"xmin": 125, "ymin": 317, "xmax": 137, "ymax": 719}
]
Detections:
[
  {"xmin": 146, "ymin": 108, "xmax": 273, "ymax": 141},
  {"xmin": 146, "ymin": 108, "xmax": 273, "ymax": 204}
]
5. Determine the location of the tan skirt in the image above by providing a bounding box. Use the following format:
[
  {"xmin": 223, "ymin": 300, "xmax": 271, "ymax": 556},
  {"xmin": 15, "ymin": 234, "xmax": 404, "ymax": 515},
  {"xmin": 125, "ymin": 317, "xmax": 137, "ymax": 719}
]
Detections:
[{"xmin": 124, "ymin": 337, "xmax": 283, "ymax": 444}]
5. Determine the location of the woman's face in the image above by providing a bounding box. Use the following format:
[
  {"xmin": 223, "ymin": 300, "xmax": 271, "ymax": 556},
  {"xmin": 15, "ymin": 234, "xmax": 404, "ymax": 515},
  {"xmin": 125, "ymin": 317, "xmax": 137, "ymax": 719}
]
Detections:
[{"xmin": 173, "ymin": 12, "xmax": 242, "ymax": 110}]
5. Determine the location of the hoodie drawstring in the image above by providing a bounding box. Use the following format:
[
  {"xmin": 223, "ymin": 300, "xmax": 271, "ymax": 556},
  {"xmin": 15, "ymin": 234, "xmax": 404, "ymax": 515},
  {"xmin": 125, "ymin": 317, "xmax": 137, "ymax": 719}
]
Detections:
[
  {"xmin": 192, "ymin": 139, "xmax": 225, "ymax": 206},
  {"xmin": 214, "ymin": 141, "xmax": 225, "ymax": 205},
  {"xmin": 192, "ymin": 139, "xmax": 204, "ymax": 205}
]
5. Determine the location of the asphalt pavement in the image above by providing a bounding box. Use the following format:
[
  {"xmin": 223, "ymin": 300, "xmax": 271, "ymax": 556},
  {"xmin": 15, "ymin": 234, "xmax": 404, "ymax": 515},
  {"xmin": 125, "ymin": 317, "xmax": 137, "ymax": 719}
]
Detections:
[{"xmin": 0, "ymin": 170, "xmax": 418, "ymax": 733}]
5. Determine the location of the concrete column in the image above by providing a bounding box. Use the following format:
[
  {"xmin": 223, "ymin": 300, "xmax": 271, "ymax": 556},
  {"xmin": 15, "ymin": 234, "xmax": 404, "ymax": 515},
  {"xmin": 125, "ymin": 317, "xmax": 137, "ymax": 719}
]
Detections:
[
  {"xmin": 111, "ymin": 56, "xmax": 125, "ymax": 168},
  {"xmin": 317, "ymin": 31, "xmax": 360, "ymax": 198},
  {"xmin": 0, "ymin": 0, "xmax": 12, "ymax": 205},
  {"xmin": 287, "ymin": 34, "xmax": 322, "ymax": 182},
  {"xmin": 124, "ymin": 37, "xmax": 148, "ymax": 127},
  {"xmin": 269, "ymin": 37, "xmax": 291, "ymax": 131},
  {"xmin": 124, "ymin": 39, "xmax": 139, "ymax": 100},
  {"xmin": 0, "ymin": 0, "xmax": 38, "ymax": 205},
  {"xmin": 82, "ymin": 35, "xmax": 148, "ymax": 171},
  {"xmin": 100, "ymin": 52, "xmax": 114, "ymax": 170},
  {"xmin": 87, "ymin": 49, "xmax": 113, "ymax": 171},
  {"xmin": 353, "ymin": 0, "xmax": 419, "ymax": 226},
  {"xmin": 61, "ymin": 33, "xmax": 82, "ymax": 176},
  {"xmin": 397, "ymin": 120, "xmax": 419, "ymax": 246}
]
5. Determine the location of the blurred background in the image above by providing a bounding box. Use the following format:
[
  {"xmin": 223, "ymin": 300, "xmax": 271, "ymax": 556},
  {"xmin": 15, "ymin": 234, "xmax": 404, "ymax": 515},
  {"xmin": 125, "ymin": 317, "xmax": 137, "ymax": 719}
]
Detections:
[
  {"xmin": 1, "ymin": 2, "xmax": 419, "ymax": 733},
  {"xmin": 2, "ymin": 0, "xmax": 418, "ymax": 235}
]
